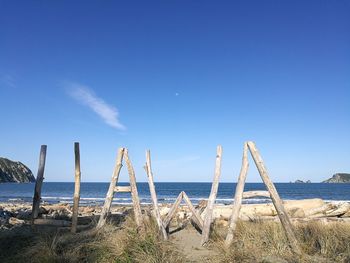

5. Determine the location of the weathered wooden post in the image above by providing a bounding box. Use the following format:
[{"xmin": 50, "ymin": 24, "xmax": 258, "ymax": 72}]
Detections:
[
  {"xmin": 144, "ymin": 150, "xmax": 168, "ymax": 240},
  {"xmin": 201, "ymin": 145, "xmax": 222, "ymax": 245},
  {"xmin": 182, "ymin": 191, "xmax": 204, "ymax": 230},
  {"xmin": 225, "ymin": 142, "xmax": 249, "ymax": 246},
  {"xmin": 123, "ymin": 149, "xmax": 143, "ymax": 229},
  {"xmin": 31, "ymin": 145, "xmax": 47, "ymax": 224},
  {"xmin": 97, "ymin": 148, "xmax": 125, "ymax": 229},
  {"xmin": 247, "ymin": 141, "xmax": 301, "ymax": 254},
  {"xmin": 71, "ymin": 142, "xmax": 81, "ymax": 233},
  {"xmin": 163, "ymin": 191, "xmax": 183, "ymax": 230}
]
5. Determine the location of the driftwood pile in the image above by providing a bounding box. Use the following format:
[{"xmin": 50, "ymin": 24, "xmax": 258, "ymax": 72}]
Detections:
[
  {"xmin": 158, "ymin": 198, "xmax": 350, "ymax": 227},
  {"xmin": 1, "ymin": 199, "xmax": 350, "ymax": 230},
  {"xmin": 0, "ymin": 202, "xmax": 128, "ymax": 229}
]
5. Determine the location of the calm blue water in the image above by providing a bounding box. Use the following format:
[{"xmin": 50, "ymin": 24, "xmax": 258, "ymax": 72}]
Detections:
[{"xmin": 0, "ymin": 182, "xmax": 350, "ymax": 205}]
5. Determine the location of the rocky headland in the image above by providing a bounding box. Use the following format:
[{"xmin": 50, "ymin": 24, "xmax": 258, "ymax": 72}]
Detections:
[
  {"xmin": 0, "ymin": 157, "xmax": 35, "ymax": 183},
  {"xmin": 323, "ymin": 173, "xmax": 350, "ymax": 183}
]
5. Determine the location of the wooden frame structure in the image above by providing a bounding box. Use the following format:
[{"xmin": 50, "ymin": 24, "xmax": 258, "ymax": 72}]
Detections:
[
  {"xmin": 31, "ymin": 143, "xmax": 82, "ymax": 229},
  {"xmin": 144, "ymin": 146, "xmax": 222, "ymax": 246},
  {"xmin": 97, "ymin": 148, "xmax": 143, "ymax": 230},
  {"xmin": 29, "ymin": 141, "xmax": 300, "ymax": 254},
  {"xmin": 30, "ymin": 144, "xmax": 143, "ymax": 231},
  {"xmin": 225, "ymin": 141, "xmax": 301, "ymax": 254}
]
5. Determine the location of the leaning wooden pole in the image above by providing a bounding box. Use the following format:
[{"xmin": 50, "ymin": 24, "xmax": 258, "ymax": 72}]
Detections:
[
  {"xmin": 201, "ymin": 145, "xmax": 223, "ymax": 245},
  {"xmin": 71, "ymin": 142, "xmax": 81, "ymax": 233},
  {"xmin": 123, "ymin": 149, "xmax": 143, "ymax": 230},
  {"xmin": 144, "ymin": 150, "xmax": 168, "ymax": 240},
  {"xmin": 31, "ymin": 145, "xmax": 47, "ymax": 224},
  {"xmin": 247, "ymin": 141, "xmax": 301, "ymax": 254},
  {"xmin": 163, "ymin": 191, "xmax": 183, "ymax": 230},
  {"xmin": 182, "ymin": 191, "xmax": 204, "ymax": 230},
  {"xmin": 225, "ymin": 142, "xmax": 249, "ymax": 246},
  {"xmin": 97, "ymin": 148, "xmax": 125, "ymax": 229}
]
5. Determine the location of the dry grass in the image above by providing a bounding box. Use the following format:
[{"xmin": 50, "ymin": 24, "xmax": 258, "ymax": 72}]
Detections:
[
  {"xmin": 214, "ymin": 220, "xmax": 350, "ymax": 263},
  {"xmin": 0, "ymin": 217, "xmax": 185, "ymax": 263},
  {"xmin": 1, "ymin": 217, "xmax": 350, "ymax": 263}
]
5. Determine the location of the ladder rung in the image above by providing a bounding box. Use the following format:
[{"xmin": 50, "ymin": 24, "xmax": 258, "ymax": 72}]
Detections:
[{"xmin": 114, "ymin": 186, "xmax": 132, "ymax": 193}]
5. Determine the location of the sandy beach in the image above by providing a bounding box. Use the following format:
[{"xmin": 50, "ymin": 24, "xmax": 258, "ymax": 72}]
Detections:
[
  {"xmin": 1, "ymin": 199, "xmax": 350, "ymax": 262},
  {"xmin": 2, "ymin": 198, "xmax": 350, "ymax": 230}
]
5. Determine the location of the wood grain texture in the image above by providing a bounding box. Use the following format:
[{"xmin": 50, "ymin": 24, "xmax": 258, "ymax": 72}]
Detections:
[
  {"xmin": 145, "ymin": 150, "xmax": 168, "ymax": 240},
  {"xmin": 201, "ymin": 145, "xmax": 222, "ymax": 245},
  {"xmin": 123, "ymin": 149, "xmax": 143, "ymax": 229},
  {"xmin": 225, "ymin": 142, "xmax": 249, "ymax": 246},
  {"xmin": 242, "ymin": 190, "xmax": 270, "ymax": 199},
  {"xmin": 114, "ymin": 186, "xmax": 132, "ymax": 193},
  {"xmin": 182, "ymin": 191, "xmax": 204, "ymax": 230},
  {"xmin": 97, "ymin": 148, "xmax": 125, "ymax": 229},
  {"xmin": 71, "ymin": 142, "xmax": 81, "ymax": 233},
  {"xmin": 163, "ymin": 191, "xmax": 183, "ymax": 228},
  {"xmin": 247, "ymin": 141, "xmax": 301, "ymax": 254},
  {"xmin": 31, "ymin": 145, "xmax": 47, "ymax": 224}
]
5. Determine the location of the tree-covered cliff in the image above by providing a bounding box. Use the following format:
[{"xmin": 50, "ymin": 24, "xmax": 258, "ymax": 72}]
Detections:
[{"xmin": 0, "ymin": 157, "xmax": 35, "ymax": 183}]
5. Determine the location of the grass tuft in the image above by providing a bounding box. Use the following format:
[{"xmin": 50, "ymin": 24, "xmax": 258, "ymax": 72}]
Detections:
[{"xmin": 215, "ymin": 220, "xmax": 350, "ymax": 263}]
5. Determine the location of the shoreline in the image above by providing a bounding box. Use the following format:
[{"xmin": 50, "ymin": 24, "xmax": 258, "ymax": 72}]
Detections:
[
  {"xmin": 1, "ymin": 197, "xmax": 350, "ymax": 206},
  {"xmin": 1, "ymin": 198, "xmax": 350, "ymax": 230}
]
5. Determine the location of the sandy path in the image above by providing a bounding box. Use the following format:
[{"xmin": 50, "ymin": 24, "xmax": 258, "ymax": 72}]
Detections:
[{"xmin": 169, "ymin": 226, "xmax": 218, "ymax": 262}]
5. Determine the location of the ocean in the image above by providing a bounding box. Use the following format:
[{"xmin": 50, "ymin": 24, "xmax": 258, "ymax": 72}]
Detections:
[{"xmin": 1, "ymin": 182, "xmax": 350, "ymax": 206}]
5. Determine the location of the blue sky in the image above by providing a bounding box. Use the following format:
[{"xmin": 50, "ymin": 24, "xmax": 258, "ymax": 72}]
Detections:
[{"xmin": 0, "ymin": 1, "xmax": 349, "ymax": 182}]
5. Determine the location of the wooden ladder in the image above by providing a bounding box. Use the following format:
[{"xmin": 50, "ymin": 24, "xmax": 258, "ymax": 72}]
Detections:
[{"xmin": 97, "ymin": 148, "xmax": 143, "ymax": 229}]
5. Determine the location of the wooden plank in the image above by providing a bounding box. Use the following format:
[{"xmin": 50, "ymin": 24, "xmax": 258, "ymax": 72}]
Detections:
[
  {"xmin": 144, "ymin": 150, "xmax": 168, "ymax": 240},
  {"xmin": 201, "ymin": 145, "xmax": 223, "ymax": 245},
  {"xmin": 247, "ymin": 141, "xmax": 301, "ymax": 255},
  {"xmin": 31, "ymin": 145, "xmax": 47, "ymax": 224},
  {"xmin": 225, "ymin": 142, "xmax": 249, "ymax": 246},
  {"xmin": 114, "ymin": 186, "xmax": 132, "ymax": 193},
  {"xmin": 34, "ymin": 218, "xmax": 71, "ymax": 227},
  {"xmin": 163, "ymin": 191, "xmax": 183, "ymax": 229},
  {"xmin": 71, "ymin": 142, "xmax": 81, "ymax": 233},
  {"xmin": 242, "ymin": 190, "xmax": 270, "ymax": 199},
  {"xmin": 97, "ymin": 148, "xmax": 125, "ymax": 229},
  {"xmin": 182, "ymin": 191, "xmax": 204, "ymax": 230},
  {"xmin": 123, "ymin": 149, "xmax": 144, "ymax": 229}
]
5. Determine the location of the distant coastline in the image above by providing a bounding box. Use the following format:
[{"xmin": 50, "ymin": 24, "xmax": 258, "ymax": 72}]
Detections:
[{"xmin": 322, "ymin": 173, "xmax": 350, "ymax": 183}]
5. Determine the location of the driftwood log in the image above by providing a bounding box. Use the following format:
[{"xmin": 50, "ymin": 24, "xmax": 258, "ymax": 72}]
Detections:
[
  {"xmin": 145, "ymin": 150, "xmax": 168, "ymax": 240},
  {"xmin": 225, "ymin": 143, "xmax": 249, "ymax": 245},
  {"xmin": 71, "ymin": 142, "xmax": 81, "ymax": 233},
  {"xmin": 163, "ymin": 192, "xmax": 183, "ymax": 229},
  {"xmin": 242, "ymin": 191, "xmax": 270, "ymax": 199},
  {"xmin": 97, "ymin": 148, "xmax": 125, "ymax": 229},
  {"xmin": 31, "ymin": 145, "xmax": 47, "ymax": 224},
  {"xmin": 326, "ymin": 202, "xmax": 350, "ymax": 217},
  {"xmin": 182, "ymin": 191, "xmax": 204, "ymax": 230},
  {"xmin": 123, "ymin": 149, "xmax": 143, "ymax": 229},
  {"xmin": 247, "ymin": 141, "xmax": 301, "ymax": 255},
  {"xmin": 201, "ymin": 145, "xmax": 222, "ymax": 245}
]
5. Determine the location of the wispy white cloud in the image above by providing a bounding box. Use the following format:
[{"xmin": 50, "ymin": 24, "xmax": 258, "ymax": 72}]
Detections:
[
  {"xmin": 0, "ymin": 74, "xmax": 16, "ymax": 89},
  {"xmin": 66, "ymin": 82, "xmax": 126, "ymax": 130}
]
